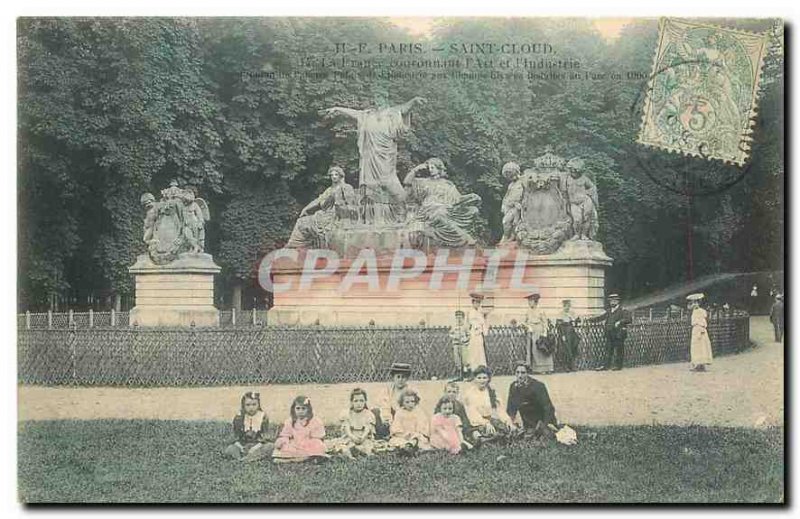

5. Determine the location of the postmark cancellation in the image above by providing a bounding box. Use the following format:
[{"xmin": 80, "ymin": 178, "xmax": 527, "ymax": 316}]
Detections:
[{"xmin": 637, "ymin": 18, "xmax": 770, "ymax": 166}]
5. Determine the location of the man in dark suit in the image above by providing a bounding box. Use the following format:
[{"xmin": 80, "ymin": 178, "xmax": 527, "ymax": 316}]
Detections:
[
  {"xmin": 589, "ymin": 293, "xmax": 632, "ymax": 371},
  {"xmin": 770, "ymin": 294, "xmax": 784, "ymax": 343},
  {"xmin": 506, "ymin": 362, "xmax": 557, "ymax": 438}
]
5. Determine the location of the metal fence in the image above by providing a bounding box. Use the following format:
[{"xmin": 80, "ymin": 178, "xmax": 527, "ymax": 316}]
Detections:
[
  {"xmin": 18, "ymin": 311, "xmax": 750, "ymax": 387},
  {"xmin": 19, "ymin": 309, "xmax": 270, "ymax": 329}
]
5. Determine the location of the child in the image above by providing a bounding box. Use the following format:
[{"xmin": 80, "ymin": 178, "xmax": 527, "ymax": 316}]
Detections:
[
  {"xmin": 329, "ymin": 388, "xmax": 376, "ymax": 458},
  {"xmin": 444, "ymin": 381, "xmax": 471, "ymax": 438},
  {"xmin": 449, "ymin": 310, "xmax": 470, "ymax": 380},
  {"xmin": 389, "ymin": 389, "xmax": 431, "ymax": 453},
  {"xmin": 430, "ymin": 396, "xmax": 472, "ymax": 454},
  {"xmin": 223, "ymin": 391, "xmax": 274, "ymax": 462},
  {"xmin": 272, "ymin": 396, "xmax": 328, "ymax": 463},
  {"xmin": 462, "ymin": 365, "xmax": 516, "ymax": 445},
  {"xmin": 373, "ymin": 362, "xmax": 416, "ymax": 440}
]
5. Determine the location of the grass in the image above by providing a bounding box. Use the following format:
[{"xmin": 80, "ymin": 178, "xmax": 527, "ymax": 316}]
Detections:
[{"xmin": 18, "ymin": 420, "xmax": 784, "ymax": 504}]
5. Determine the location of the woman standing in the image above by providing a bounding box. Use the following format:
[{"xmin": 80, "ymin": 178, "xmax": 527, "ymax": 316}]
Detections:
[
  {"xmin": 688, "ymin": 293, "xmax": 713, "ymax": 372},
  {"xmin": 524, "ymin": 291, "xmax": 553, "ymax": 374}
]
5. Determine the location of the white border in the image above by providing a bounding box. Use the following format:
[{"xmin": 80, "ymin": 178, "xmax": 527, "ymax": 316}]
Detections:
[{"xmin": 2, "ymin": 1, "xmax": 795, "ymax": 518}]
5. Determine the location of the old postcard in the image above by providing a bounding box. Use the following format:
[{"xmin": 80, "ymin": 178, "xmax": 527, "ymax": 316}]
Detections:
[{"xmin": 16, "ymin": 16, "xmax": 784, "ymax": 503}]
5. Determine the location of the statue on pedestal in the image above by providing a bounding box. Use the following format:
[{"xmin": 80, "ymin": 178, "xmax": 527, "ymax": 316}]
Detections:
[
  {"xmin": 287, "ymin": 166, "xmax": 357, "ymax": 249},
  {"xmin": 287, "ymin": 97, "xmax": 484, "ymax": 254},
  {"xmin": 320, "ymin": 95, "xmax": 427, "ymax": 226},
  {"xmin": 499, "ymin": 149, "xmax": 603, "ymax": 255},
  {"xmin": 140, "ymin": 180, "xmax": 210, "ymax": 265},
  {"xmin": 403, "ymin": 158, "xmax": 481, "ymax": 249}
]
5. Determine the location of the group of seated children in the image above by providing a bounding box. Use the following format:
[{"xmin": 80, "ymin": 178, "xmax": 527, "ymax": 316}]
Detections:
[{"xmin": 224, "ymin": 361, "xmax": 559, "ymax": 463}]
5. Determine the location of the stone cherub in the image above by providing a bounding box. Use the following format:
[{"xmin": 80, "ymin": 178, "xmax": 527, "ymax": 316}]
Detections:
[
  {"xmin": 499, "ymin": 161, "xmax": 524, "ymax": 244},
  {"xmin": 563, "ymin": 158, "xmax": 599, "ymax": 241}
]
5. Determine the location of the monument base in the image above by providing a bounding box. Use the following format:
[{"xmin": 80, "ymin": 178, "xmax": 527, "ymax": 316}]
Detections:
[
  {"xmin": 269, "ymin": 240, "xmax": 612, "ymax": 326},
  {"xmin": 128, "ymin": 252, "xmax": 221, "ymax": 327}
]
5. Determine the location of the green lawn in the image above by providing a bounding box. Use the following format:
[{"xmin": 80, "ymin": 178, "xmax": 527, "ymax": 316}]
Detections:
[{"xmin": 18, "ymin": 420, "xmax": 784, "ymax": 503}]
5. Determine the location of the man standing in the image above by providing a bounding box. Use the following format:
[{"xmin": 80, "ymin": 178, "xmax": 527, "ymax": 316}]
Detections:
[
  {"xmin": 589, "ymin": 293, "xmax": 632, "ymax": 371},
  {"xmin": 506, "ymin": 362, "xmax": 558, "ymax": 439},
  {"xmin": 556, "ymin": 299, "xmax": 581, "ymax": 372},
  {"xmin": 770, "ymin": 294, "xmax": 784, "ymax": 343}
]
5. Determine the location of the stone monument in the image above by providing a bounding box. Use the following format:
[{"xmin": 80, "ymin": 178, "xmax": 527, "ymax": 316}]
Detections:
[
  {"xmin": 269, "ymin": 97, "xmax": 612, "ymax": 325},
  {"xmin": 128, "ymin": 180, "xmax": 221, "ymax": 327}
]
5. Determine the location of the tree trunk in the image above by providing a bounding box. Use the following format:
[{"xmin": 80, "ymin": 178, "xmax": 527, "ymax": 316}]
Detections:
[{"xmin": 232, "ymin": 282, "xmax": 242, "ymax": 311}]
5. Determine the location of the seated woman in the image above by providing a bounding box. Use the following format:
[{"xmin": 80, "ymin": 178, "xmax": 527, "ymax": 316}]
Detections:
[
  {"xmin": 403, "ymin": 158, "xmax": 481, "ymax": 249},
  {"xmin": 286, "ymin": 166, "xmax": 357, "ymax": 248},
  {"xmin": 461, "ymin": 365, "xmax": 516, "ymax": 445}
]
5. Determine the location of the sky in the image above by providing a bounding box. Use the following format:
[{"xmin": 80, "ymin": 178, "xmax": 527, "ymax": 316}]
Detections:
[{"xmin": 390, "ymin": 17, "xmax": 634, "ymax": 41}]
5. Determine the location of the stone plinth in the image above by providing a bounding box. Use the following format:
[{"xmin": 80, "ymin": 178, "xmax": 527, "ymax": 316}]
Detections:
[
  {"xmin": 129, "ymin": 252, "xmax": 221, "ymax": 327},
  {"xmin": 268, "ymin": 240, "xmax": 612, "ymax": 326}
]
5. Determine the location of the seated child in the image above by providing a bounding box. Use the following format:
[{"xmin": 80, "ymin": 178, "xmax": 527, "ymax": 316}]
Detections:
[
  {"xmin": 328, "ymin": 388, "xmax": 376, "ymax": 459},
  {"xmin": 223, "ymin": 391, "xmax": 274, "ymax": 462},
  {"xmin": 430, "ymin": 396, "xmax": 472, "ymax": 454},
  {"xmin": 273, "ymin": 395, "xmax": 328, "ymax": 463},
  {"xmin": 444, "ymin": 381, "xmax": 471, "ymax": 438},
  {"xmin": 461, "ymin": 365, "xmax": 516, "ymax": 445},
  {"xmin": 373, "ymin": 362, "xmax": 416, "ymax": 440},
  {"xmin": 389, "ymin": 389, "xmax": 431, "ymax": 453}
]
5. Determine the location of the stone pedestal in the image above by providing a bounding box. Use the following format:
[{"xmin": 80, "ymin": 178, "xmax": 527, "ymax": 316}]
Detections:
[
  {"xmin": 268, "ymin": 241, "xmax": 612, "ymax": 326},
  {"xmin": 128, "ymin": 252, "xmax": 221, "ymax": 327}
]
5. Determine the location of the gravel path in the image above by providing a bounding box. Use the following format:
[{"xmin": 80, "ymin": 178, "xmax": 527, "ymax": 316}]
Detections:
[{"xmin": 18, "ymin": 317, "xmax": 783, "ymax": 428}]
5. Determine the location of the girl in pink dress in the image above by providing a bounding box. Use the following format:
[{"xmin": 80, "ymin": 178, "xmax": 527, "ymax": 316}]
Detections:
[
  {"xmin": 272, "ymin": 396, "xmax": 328, "ymax": 463},
  {"xmin": 389, "ymin": 389, "xmax": 431, "ymax": 453},
  {"xmin": 430, "ymin": 396, "xmax": 472, "ymax": 454}
]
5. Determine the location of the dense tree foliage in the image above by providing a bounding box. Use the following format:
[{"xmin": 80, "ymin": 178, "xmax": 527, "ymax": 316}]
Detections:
[{"xmin": 18, "ymin": 17, "xmax": 784, "ymax": 310}]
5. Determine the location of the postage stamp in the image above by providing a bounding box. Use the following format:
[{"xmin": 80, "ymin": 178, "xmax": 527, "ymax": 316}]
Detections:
[{"xmin": 637, "ymin": 18, "xmax": 770, "ymax": 166}]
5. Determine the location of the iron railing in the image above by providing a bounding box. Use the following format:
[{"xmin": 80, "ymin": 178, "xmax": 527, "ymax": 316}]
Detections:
[{"xmin": 17, "ymin": 311, "xmax": 750, "ymax": 387}]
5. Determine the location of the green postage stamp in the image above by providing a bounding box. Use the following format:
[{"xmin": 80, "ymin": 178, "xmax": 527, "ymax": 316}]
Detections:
[{"xmin": 638, "ymin": 18, "xmax": 770, "ymax": 166}]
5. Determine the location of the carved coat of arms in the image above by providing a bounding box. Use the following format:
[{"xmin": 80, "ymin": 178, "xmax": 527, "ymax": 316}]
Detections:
[{"xmin": 141, "ymin": 180, "xmax": 210, "ymax": 265}]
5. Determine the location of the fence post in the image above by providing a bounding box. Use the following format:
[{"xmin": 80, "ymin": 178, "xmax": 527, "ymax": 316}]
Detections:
[
  {"xmin": 231, "ymin": 308, "xmax": 236, "ymax": 327},
  {"xmin": 649, "ymin": 307, "xmax": 653, "ymax": 321},
  {"xmin": 47, "ymin": 310, "xmax": 52, "ymax": 329},
  {"xmin": 680, "ymin": 308, "xmax": 684, "ymax": 320},
  {"xmin": 111, "ymin": 308, "xmax": 116, "ymax": 327},
  {"xmin": 252, "ymin": 308, "xmax": 256, "ymax": 326},
  {"xmin": 70, "ymin": 322, "xmax": 77, "ymax": 385},
  {"xmin": 89, "ymin": 309, "xmax": 94, "ymax": 328},
  {"xmin": 25, "ymin": 311, "xmax": 30, "ymax": 330},
  {"xmin": 69, "ymin": 309, "xmax": 74, "ymax": 327}
]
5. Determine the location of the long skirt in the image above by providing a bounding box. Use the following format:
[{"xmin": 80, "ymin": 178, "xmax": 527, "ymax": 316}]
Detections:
[
  {"xmin": 690, "ymin": 326, "xmax": 713, "ymax": 367},
  {"xmin": 528, "ymin": 336, "xmax": 554, "ymax": 374},
  {"xmin": 466, "ymin": 333, "xmax": 487, "ymax": 370}
]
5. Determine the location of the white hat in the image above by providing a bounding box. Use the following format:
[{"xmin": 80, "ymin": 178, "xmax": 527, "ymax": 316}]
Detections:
[{"xmin": 686, "ymin": 293, "xmax": 705, "ymax": 301}]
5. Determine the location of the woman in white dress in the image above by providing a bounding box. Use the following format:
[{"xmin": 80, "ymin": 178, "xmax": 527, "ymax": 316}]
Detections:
[
  {"xmin": 466, "ymin": 293, "xmax": 489, "ymax": 377},
  {"xmin": 687, "ymin": 293, "xmax": 713, "ymax": 371}
]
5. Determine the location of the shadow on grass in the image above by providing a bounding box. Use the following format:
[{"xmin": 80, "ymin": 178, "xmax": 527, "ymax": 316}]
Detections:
[{"xmin": 18, "ymin": 420, "xmax": 784, "ymax": 504}]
